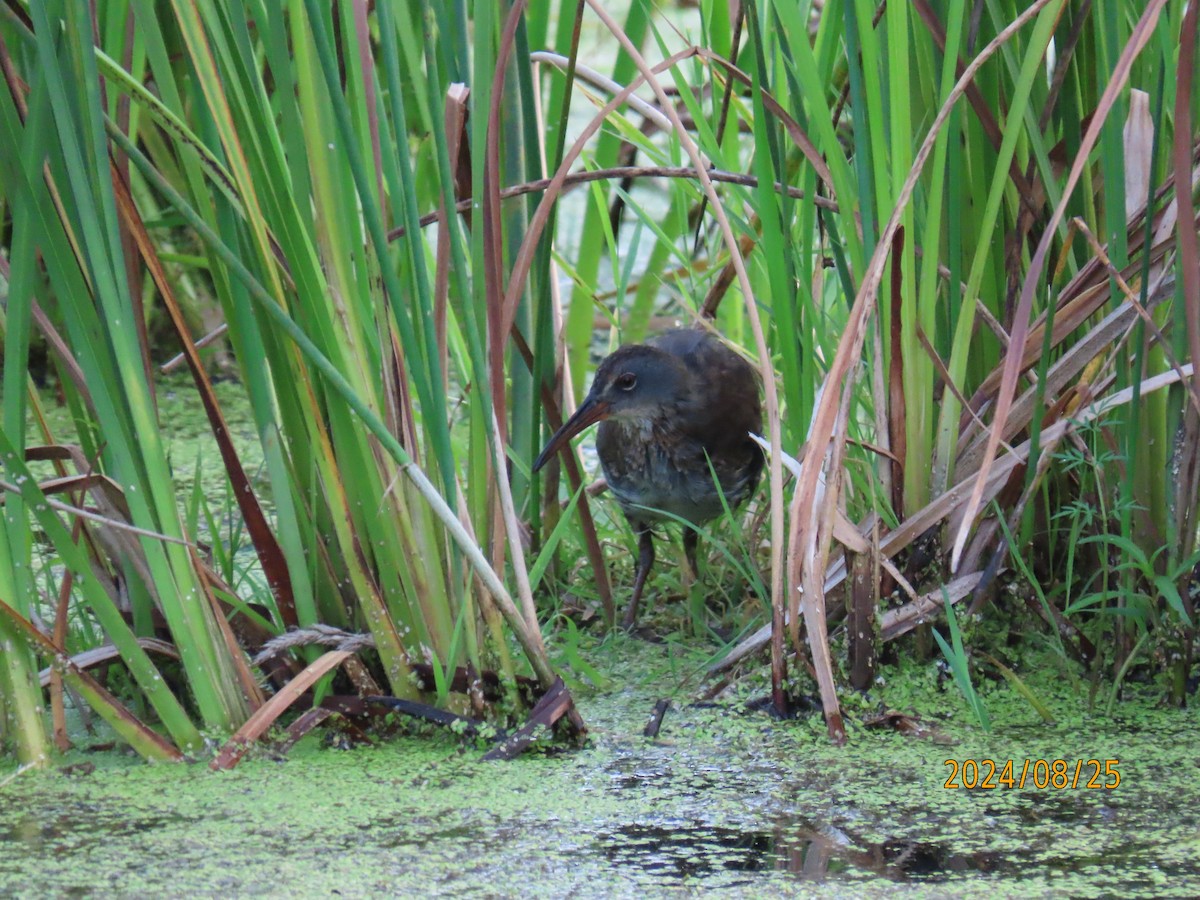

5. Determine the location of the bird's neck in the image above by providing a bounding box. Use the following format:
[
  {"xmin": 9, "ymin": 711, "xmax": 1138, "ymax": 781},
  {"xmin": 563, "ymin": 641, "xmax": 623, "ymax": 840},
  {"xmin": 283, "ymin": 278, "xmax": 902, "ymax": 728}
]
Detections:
[{"xmin": 610, "ymin": 391, "xmax": 700, "ymax": 442}]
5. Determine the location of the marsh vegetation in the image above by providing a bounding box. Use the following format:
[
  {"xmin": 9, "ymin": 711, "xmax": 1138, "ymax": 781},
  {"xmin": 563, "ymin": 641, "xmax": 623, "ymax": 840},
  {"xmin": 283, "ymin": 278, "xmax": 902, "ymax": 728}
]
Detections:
[{"xmin": 1, "ymin": 2, "xmax": 1198, "ymax": 889}]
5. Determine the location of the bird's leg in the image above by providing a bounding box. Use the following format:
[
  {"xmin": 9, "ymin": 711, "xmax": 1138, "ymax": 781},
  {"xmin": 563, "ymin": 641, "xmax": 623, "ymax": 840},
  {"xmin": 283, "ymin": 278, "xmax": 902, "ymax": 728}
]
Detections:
[
  {"xmin": 686, "ymin": 528, "xmax": 700, "ymax": 585},
  {"xmin": 622, "ymin": 524, "xmax": 656, "ymax": 630}
]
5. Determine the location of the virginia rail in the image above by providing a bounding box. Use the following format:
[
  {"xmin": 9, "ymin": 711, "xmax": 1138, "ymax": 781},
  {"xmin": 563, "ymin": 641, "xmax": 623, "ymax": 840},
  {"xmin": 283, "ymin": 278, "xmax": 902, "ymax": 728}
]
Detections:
[{"xmin": 533, "ymin": 328, "xmax": 763, "ymax": 628}]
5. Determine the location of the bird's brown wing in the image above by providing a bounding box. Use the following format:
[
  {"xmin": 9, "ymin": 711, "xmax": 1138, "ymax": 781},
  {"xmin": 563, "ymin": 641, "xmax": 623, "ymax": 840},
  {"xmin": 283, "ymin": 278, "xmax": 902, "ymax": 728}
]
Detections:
[{"xmin": 652, "ymin": 329, "xmax": 764, "ymax": 492}]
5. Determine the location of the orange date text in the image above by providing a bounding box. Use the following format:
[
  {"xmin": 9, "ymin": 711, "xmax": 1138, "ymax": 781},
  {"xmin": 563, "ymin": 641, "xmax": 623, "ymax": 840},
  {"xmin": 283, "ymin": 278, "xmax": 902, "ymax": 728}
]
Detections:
[{"xmin": 943, "ymin": 758, "xmax": 1120, "ymax": 790}]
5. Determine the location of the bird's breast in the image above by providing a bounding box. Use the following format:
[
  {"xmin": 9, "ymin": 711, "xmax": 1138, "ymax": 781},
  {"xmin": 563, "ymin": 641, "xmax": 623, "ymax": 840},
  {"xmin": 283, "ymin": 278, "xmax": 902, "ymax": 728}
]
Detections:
[{"xmin": 596, "ymin": 419, "xmax": 758, "ymax": 525}]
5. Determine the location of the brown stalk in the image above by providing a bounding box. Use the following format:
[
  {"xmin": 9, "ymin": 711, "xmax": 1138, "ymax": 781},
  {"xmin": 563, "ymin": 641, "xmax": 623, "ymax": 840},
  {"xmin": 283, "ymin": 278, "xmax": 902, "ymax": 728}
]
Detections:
[
  {"xmin": 480, "ymin": 1, "xmax": 587, "ymax": 648},
  {"xmin": 1, "ymin": 474, "xmax": 188, "ymax": 547},
  {"xmin": 51, "ymin": 516, "xmax": 87, "ymax": 752},
  {"xmin": 878, "ymin": 573, "xmax": 982, "ymax": 642},
  {"xmin": 37, "ymin": 638, "xmax": 182, "ymax": 687},
  {"xmin": 485, "ymin": 0, "xmax": 529, "ymax": 445},
  {"xmin": 434, "ymin": 83, "xmax": 471, "ymax": 389},
  {"xmin": 510, "ymin": 326, "xmax": 615, "ymax": 625},
  {"xmin": 781, "ymin": 0, "xmax": 1062, "ymax": 737},
  {"xmin": 195, "ymin": 542, "xmax": 267, "ymax": 711},
  {"xmin": 109, "ymin": 158, "xmax": 299, "ymax": 629},
  {"xmin": 695, "ymin": 48, "xmax": 835, "ymax": 196},
  {"xmin": 689, "ymin": 1, "xmax": 744, "ymax": 257},
  {"xmin": 501, "ymin": 49, "xmax": 696, "ymax": 625},
  {"xmin": 83, "ymin": 6, "xmax": 152, "ymax": 405},
  {"xmin": 484, "ymin": 4, "xmax": 609, "ymax": 630},
  {"xmin": 211, "ymin": 650, "xmax": 352, "ymax": 771},
  {"xmin": 960, "ymin": 224, "xmax": 1180, "ymax": 440},
  {"xmin": 951, "ymin": 0, "xmax": 1172, "ymax": 570},
  {"xmin": 954, "ymin": 257, "xmax": 1178, "ymax": 479},
  {"xmin": 428, "ymin": 82, "xmax": 523, "ymax": 633},
  {"xmin": 1170, "ymin": 0, "xmax": 1200, "ymax": 566},
  {"xmin": 23, "ymin": 446, "xmax": 158, "ymax": 597},
  {"xmin": 383, "ymin": 326, "xmax": 420, "ymax": 459},
  {"xmin": 1073, "ymin": 217, "xmax": 1200, "ymax": 416},
  {"xmin": 887, "ymin": 227, "xmax": 907, "ymax": 516},
  {"xmin": 0, "ymin": 600, "xmax": 183, "ymax": 763},
  {"xmin": 912, "ymin": 0, "xmax": 1038, "ymax": 204},
  {"xmin": 717, "ymin": 352, "xmax": 1197, "ymax": 673},
  {"xmin": 482, "ymin": 676, "xmax": 575, "ymax": 761},
  {"xmin": 271, "ymin": 708, "xmax": 335, "ymax": 755},
  {"xmin": 351, "ymin": 0, "xmax": 384, "ymax": 207},
  {"xmin": 701, "ymin": 229, "xmax": 760, "ymax": 319},
  {"xmin": 846, "ymin": 524, "xmax": 878, "ymax": 690},
  {"xmin": 915, "ymin": 325, "xmax": 1013, "ymax": 455},
  {"xmin": 795, "ymin": 387, "xmax": 852, "ymax": 741},
  {"xmin": 577, "ymin": 2, "xmax": 792, "ymax": 724}
]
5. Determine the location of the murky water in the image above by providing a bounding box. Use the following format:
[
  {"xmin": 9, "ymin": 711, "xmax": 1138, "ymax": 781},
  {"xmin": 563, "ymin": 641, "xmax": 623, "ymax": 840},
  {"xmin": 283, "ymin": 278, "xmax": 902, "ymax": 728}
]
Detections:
[{"xmin": 3, "ymin": 640, "xmax": 1198, "ymax": 898}]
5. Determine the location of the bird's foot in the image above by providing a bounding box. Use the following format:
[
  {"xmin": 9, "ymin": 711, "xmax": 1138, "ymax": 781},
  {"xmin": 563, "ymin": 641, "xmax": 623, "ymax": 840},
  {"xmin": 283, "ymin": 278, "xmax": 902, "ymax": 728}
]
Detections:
[{"xmin": 680, "ymin": 556, "xmax": 697, "ymax": 592}]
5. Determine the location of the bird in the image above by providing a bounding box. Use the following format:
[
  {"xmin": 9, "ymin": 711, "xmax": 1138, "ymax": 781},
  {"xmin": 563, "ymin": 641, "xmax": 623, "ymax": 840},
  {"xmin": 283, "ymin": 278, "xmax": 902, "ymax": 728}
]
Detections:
[{"xmin": 533, "ymin": 328, "xmax": 764, "ymax": 629}]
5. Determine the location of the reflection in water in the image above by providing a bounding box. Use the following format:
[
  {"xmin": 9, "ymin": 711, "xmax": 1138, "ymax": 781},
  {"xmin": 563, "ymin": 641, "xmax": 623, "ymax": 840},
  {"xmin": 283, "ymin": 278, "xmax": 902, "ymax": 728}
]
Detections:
[
  {"xmin": 4, "ymin": 806, "xmax": 190, "ymax": 851},
  {"xmin": 597, "ymin": 820, "xmax": 1002, "ymax": 885}
]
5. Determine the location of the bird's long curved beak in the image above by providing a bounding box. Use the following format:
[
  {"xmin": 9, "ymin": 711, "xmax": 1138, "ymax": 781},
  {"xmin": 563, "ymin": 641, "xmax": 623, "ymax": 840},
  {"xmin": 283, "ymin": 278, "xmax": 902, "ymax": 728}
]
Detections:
[{"xmin": 533, "ymin": 395, "xmax": 611, "ymax": 473}]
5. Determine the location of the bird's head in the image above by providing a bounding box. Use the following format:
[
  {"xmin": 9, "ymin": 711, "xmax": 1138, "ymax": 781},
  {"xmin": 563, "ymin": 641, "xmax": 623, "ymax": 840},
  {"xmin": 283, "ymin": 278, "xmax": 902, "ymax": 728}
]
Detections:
[{"xmin": 532, "ymin": 344, "xmax": 691, "ymax": 472}]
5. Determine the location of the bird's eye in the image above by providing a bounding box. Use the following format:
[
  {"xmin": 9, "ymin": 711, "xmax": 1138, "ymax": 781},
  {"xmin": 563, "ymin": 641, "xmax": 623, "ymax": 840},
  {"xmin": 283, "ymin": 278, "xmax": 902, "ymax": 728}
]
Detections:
[{"xmin": 616, "ymin": 373, "xmax": 637, "ymax": 391}]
